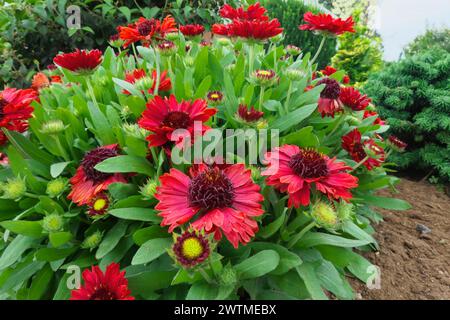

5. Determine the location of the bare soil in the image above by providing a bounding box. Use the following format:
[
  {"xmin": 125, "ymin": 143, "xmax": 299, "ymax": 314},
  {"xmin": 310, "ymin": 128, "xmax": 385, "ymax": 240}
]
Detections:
[{"xmin": 351, "ymin": 179, "xmax": 450, "ymax": 300}]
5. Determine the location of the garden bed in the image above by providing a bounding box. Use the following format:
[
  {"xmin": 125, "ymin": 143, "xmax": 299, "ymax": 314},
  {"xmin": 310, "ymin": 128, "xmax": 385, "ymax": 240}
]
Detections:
[{"xmin": 351, "ymin": 179, "xmax": 450, "ymax": 300}]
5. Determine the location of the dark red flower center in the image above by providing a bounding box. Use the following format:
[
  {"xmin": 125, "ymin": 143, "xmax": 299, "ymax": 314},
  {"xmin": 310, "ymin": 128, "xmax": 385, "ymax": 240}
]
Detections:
[
  {"xmin": 188, "ymin": 168, "xmax": 235, "ymax": 210},
  {"xmin": 81, "ymin": 147, "xmax": 118, "ymax": 183},
  {"xmin": 317, "ymin": 78, "xmax": 341, "ymax": 99},
  {"xmin": 162, "ymin": 111, "xmax": 191, "ymax": 129},
  {"xmin": 289, "ymin": 149, "xmax": 329, "ymax": 179},
  {"xmin": 89, "ymin": 285, "xmax": 117, "ymax": 300},
  {"xmin": 137, "ymin": 19, "xmax": 157, "ymax": 36}
]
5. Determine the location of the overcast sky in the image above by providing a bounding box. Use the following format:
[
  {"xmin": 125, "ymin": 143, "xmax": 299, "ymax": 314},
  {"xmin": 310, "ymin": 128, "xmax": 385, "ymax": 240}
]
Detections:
[{"xmin": 375, "ymin": 0, "xmax": 450, "ymax": 61}]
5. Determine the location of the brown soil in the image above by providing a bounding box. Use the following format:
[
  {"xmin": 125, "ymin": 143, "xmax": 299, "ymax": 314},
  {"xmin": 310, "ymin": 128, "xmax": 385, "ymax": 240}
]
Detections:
[{"xmin": 351, "ymin": 179, "xmax": 450, "ymax": 300}]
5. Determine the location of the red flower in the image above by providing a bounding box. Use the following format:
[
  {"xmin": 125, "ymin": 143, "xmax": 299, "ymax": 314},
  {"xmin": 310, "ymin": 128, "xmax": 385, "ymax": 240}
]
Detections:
[
  {"xmin": 31, "ymin": 72, "xmax": 50, "ymax": 91},
  {"xmin": 70, "ymin": 263, "xmax": 134, "ymax": 300},
  {"xmin": 53, "ymin": 49, "xmax": 102, "ymax": 73},
  {"xmin": 343, "ymin": 75, "xmax": 350, "ymax": 84},
  {"xmin": 237, "ymin": 104, "xmax": 264, "ymax": 123},
  {"xmin": 172, "ymin": 230, "xmax": 210, "ymax": 268},
  {"xmin": 387, "ymin": 135, "xmax": 407, "ymax": 152},
  {"xmin": 0, "ymin": 87, "xmax": 37, "ymax": 145},
  {"xmin": 180, "ymin": 24, "xmax": 205, "ymax": 37},
  {"xmin": 320, "ymin": 66, "xmax": 350, "ymax": 84},
  {"xmin": 363, "ymin": 110, "xmax": 385, "ymax": 125},
  {"xmin": 219, "ymin": 2, "xmax": 269, "ymax": 21},
  {"xmin": 0, "ymin": 152, "xmax": 8, "ymax": 166},
  {"xmin": 117, "ymin": 16, "xmax": 177, "ymax": 48},
  {"xmin": 212, "ymin": 19, "xmax": 283, "ymax": 41},
  {"xmin": 299, "ymin": 12, "xmax": 355, "ymax": 36},
  {"xmin": 342, "ymin": 129, "xmax": 385, "ymax": 170},
  {"xmin": 123, "ymin": 69, "xmax": 171, "ymax": 95},
  {"xmin": 262, "ymin": 145, "xmax": 358, "ymax": 208},
  {"xmin": 340, "ymin": 87, "xmax": 371, "ymax": 111},
  {"xmin": 316, "ymin": 78, "xmax": 343, "ymax": 117},
  {"xmin": 68, "ymin": 144, "xmax": 126, "ymax": 205},
  {"xmin": 138, "ymin": 95, "xmax": 216, "ymax": 148},
  {"xmin": 155, "ymin": 164, "xmax": 264, "ymax": 248}
]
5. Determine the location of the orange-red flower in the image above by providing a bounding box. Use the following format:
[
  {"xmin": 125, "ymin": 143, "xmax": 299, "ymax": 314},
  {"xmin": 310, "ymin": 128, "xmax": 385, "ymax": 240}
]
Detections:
[
  {"xmin": 340, "ymin": 87, "xmax": 371, "ymax": 111},
  {"xmin": 212, "ymin": 19, "xmax": 283, "ymax": 41},
  {"xmin": 155, "ymin": 163, "xmax": 264, "ymax": 248},
  {"xmin": 363, "ymin": 110, "xmax": 385, "ymax": 125},
  {"xmin": 138, "ymin": 95, "xmax": 216, "ymax": 148},
  {"xmin": 0, "ymin": 87, "xmax": 37, "ymax": 146},
  {"xmin": 31, "ymin": 72, "xmax": 50, "ymax": 91},
  {"xmin": 53, "ymin": 49, "xmax": 103, "ymax": 74},
  {"xmin": 70, "ymin": 263, "xmax": 134, "ymax": 300},
  {"xmin": 342, "ymin": 129, "xmax": 385, "ymax": 170},
  {"xmin": 300, "ymin": 12, "xmax": 355, "ymax": 36},
  {"xmin": 316, "ymin": 78, "xmax": 343, "ymax": 117},
  {"xmin": 68, "ymin": 144, "xmax": 126, "ymax": 206},
  {"xmin": 179, "ymin": 24, "xmax": 205, "ymax": 37},
  {"xmin": 219, "ymin": 2, "xmax": 269, "ymax": 21},
  {"xmin": 262, "ymin": 145, "xmax": 358, "ymax": 208},
  {"xmin": 117, "ymin": 16, "xmax": 177, "ymax": 48},
  {"xmin": 123, "ymin": 69, "xmax": 171, "ymax": 95}
]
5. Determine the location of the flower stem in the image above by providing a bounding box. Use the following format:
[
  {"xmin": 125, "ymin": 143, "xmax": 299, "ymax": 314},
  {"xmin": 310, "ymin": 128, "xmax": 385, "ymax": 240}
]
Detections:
[
  {"xmin": 351, "ymin": 155, "xmax": 370, "ymax": 172},
  {"xmin": 53, "ymin": 135, "xmax": 70, "ymax": 162},
  {"xmin": 154, "ymin": 49, "xmax": 161, "ymax": 96},
  {"xmin": 85, "ymin": 78, "xmax": 99, "ymax": 109},
  {"xmin": 311, "ymin": 36, "xmax": 326, "ymax": 65},
  {"xmin": 325, "ymin": 113, "xmax": 346, "ymax": 140},
  {"xmin": 258, "ymin": 86, "xmax": 265, "ymax": 112},
  {"xmin": 287, "ymin": 221, "xmax": 316, "ymax": 249},
  {"xmin": 273, "ymin": 45, "xmax": 277, "ymax": 73},
  {"xmin": 284, "ymin": 81, "xmax": 293, "ymax": 114},
  {"xmin": 198, "ymin": 267, "xmax": 213, "ymax": 284},
  {"xmin": 248, "ymin": 44, "xmax": 255, "ymax": 77}
]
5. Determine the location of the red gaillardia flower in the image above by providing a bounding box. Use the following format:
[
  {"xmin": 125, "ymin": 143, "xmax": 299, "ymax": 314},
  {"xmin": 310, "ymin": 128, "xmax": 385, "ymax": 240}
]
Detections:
[
  {"xmin": 237, "ymin": 104, "xmax": 264, "ymax": 123},
  {"xmin": 387, "ymin": 135, "xmax": 407, "ymax": 152},
  {"xmin": 124, "ymin": 69, "xmax": 171, "ymax": 95},
  {"xmin": 68, "ymin": 144, "xmax": 126, "ymax": 206},
  {"xmin": 363, "ymin": 110, "xmax": 385, "ymax": 125},
  {"xmin": 87, "ymin": 193, "xmax": 110, "ymax": 217},
  {"xmin": 316, "ymin": 78, "xmax": 343, "ymax": 117},
  {"xmin": 53, "ymin": 49, "xmax": 102, "ymax": 74},
  {"xmin": 320, "ymin": 66, "xmax": 350, "ymax": 84},
  {"xmin": 206, "ymin": 91, "xmax": 224, "ymax": 106},
  {"xmin": 299, "ymin": 12, "xmax": 355, "ymax": 36},
  {"xmin": 219, "ymin": 2, "xmax": 269, "ymax": 21},
  {"xmin": 138, "ymin": 95, "xmax": 216, "ymax": 148},
  {"xmin": 340, "ymin": 87, "xmax": 371, "ymax": 111},
  {"xmin": 172, "ymin": 230, "xmax": 210, "ymax": 268},
  {"xmin": 180, "ymin": 24, "xmax": 205, "ymax": 37},
  {"xmin": 212, "ymin": 19, "xmax": 283, "ymax": 42},
  {"xmin": 342, "ymin": 129, "xmax": 385, "ymax": 170},
  {"xmin": 262, "ymin": 145, "xmax": 358, "ymax": 208},
  {"xmin": 117, "ymin": 16, "xmax": 177, "ymax": 48},
  {"xmin": 0, "ymin": 87, "xmax": 37, "ymax": 145},
  {"xmin": 155, "ymin": 163, "xmax": 264, "ymax": 248},
  {"xmin": 70, "ymin": 263, "xmax": 134, "ymax": 300}
]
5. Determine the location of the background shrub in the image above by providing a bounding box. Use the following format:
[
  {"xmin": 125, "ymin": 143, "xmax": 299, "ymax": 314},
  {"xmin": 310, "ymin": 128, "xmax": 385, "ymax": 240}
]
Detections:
[
  {"xmin": 261, "ymin": 0, "xmax": 337, "ymax": 69},
  {"xmin": 363, "ymin": 40, "xmax": 450, "ymax": 182}
]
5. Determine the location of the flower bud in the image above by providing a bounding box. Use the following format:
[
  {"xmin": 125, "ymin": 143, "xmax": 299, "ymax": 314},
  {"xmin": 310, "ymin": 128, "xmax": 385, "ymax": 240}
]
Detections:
[
  {"xmin": 311, "ymin": 201, "xmax": 339, "ymax": 229},
  {"xmin": 123, "ymin": 123, "xmax": 148, "ymax": 140},
  {"xmin": 46, "ymin": 178, "xmax": 68, "ymax": 198},
  {"xmin": 140, "ymin": 179, "xmax": 158, "ymax": 200},
  {"xmin": 43, "ymin": 213, "xmax": 64, "ymax": 232},
  {"xmin": 134, "ymin": 76, "xmax": 154, "ymax": 91},
  {"xmin": 217, "ymin": 37, "xmax": 232, "ymax": 47},
  {"xmin": 337, "ymin": 202, "xmax": 354, "ymax": 221},
  {"xmin": 40, "ymin": 120, "xmax": 66, "ymax": 135},
  {"xmin": 165, "ymin": 32, "xmax": 180, "ymax": 41},
  {"xmin": 285, "ymin": 45, "xmax": 302, "ymax": 56},
  {"xmin": 206, "ymin": 91, "xmax": 224, "ymax": 106},
  {"xmin": 185, "ymin": 56, "xmax": 195, "ymax": 67},
  {"xmin": 285, "ymin": 68, "xmax": 304, "ymax": 81},
  {"xmin": 270, "ymin": 34, "xmax": 283, "ymax": 44},
  {"xmin": 172, "ymin": 230, "xmax": 210, "ymax": 268},
  {"xmin": 157, "ymin": 40, "xmax": 177, "ymax": 56},
  {"xmin": 1, "ymin": 177, "xmax": 26, "ymax": 200},
  {"xmin": 252, "ymin": 69, "xmax": 278, "ymax": 87},
  {"xmin": 81, "ymin": 231, "xmax": 103, "ymax": 249},
  {"xmin": 219, "ymin": 265, "xmax": 237, "ymax": 286}
]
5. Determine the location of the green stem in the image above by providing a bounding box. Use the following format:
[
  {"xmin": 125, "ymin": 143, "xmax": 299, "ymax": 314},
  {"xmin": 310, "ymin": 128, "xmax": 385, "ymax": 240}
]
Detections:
[
  {"xmin": 198, "ymin": 267, "xmax": 213, "ymax": 284},
  {"xmin": 311, "ymin": 36, "xmax": 326, "ymax": 65},
  {"xmin": 85, "ymin": 78, "xmax": 99, "ymax": 109},
  {"xmin": 131, "ymin": 43, "xmax": 140, "ymax": 66},
  {"xmin": 284, "ymin": 81, "xmax": 293, "ymax": 114},
  {"xmin": 53, "ymin": 135, "xmax": 70, "ymax": 162},
  {"xmin": 386, "ymin": 149, "xmax": 393, "ymax": 159},
  {"xmin": 351, "ymin": 155, "xmax": 370, "ymax": 172},
  {"xmin": 248, "ymin": 44, "xmax": 255, "ymax": 77},
  {"xmin": 154, "ymin": 49, "xmax": 161, "ymax": 96},
  {"xmin": 24, "ymin": 192, "xmax": 40, "ymax": 199},
  {"xmin": 325, "ymin": 113, "xmax": 346, "ymax": 140},
  {"xmin": 273, "ymin": 44, "xmax": 277, "ymax": 73},
  {"xmin": 258, "ymin": 86, "xmax": 265, "ymax": 112},
  {"xmin": 287, "ymin": 221, "xmax": 315, "ymax": 249}
]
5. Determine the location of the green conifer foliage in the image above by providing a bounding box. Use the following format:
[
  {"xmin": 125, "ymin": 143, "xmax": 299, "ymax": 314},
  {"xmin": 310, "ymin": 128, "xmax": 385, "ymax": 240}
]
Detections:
[{"xmin": 364, "ymin": 48, "xmax": 450, "ymax": 181}]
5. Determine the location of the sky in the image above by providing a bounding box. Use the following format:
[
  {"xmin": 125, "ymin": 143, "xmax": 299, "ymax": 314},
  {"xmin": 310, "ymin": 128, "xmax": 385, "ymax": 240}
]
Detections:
[{"xmin": 375, "ymin": 0, "xmax": 450, "ymax": 61}]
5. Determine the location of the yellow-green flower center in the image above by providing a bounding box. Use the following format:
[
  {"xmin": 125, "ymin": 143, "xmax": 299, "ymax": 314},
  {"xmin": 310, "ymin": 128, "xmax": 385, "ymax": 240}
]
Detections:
[
  {"xmin": 93, "ymin": 198, "xmax": 107, "ymax": 211},
  {"xmin": 181, "ymin": 237, "xmax": 204, "ymax": 260}
]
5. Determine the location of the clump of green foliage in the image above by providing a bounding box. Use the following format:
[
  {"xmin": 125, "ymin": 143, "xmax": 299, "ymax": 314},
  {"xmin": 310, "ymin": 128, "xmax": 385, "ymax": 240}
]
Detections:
[
  {"xmin": 404, "ymin": 28, "xmax": 450, "ymax": 57},
  {"xmin": 364, "ymin": 45, "xmax": 450, "ymax": 182}
]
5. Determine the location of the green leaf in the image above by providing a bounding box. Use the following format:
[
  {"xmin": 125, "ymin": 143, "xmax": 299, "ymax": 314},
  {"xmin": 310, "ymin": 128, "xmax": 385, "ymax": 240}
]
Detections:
[
  {"xmin": 296, "ymin": 263, "xmax": 328, "ymax": 300},
  {"xmin": 0, "ymin": 236, "xmax": 37, "ymax": 270},
  {"xmin": 0, "ymin": 220, "xmax": 43, "ymax": 238},
  {"xmin": 113, "ymin": 78, "xmax": 144, "ymax": 99},
  {"xmin": 109, "ymin": 208, "xmax": 161, "ymax": 222},
  {"xmin": 297, "ymin": 232, "xmax": 372, "ymax": 248},
  {"xmin": 35, "ymin": 247, "xmax": 76, "ymax": 261},
  {"xmin": 235, "ymin": 250, "xmax": 280, "ymax": 280},
  {"xmin": 2, "ymin": 130, "xmax": 53, "ymax": 165},
  {"xmin": 131, "ymin": 238, "xmax": 172, "ymax": 265},
  {"xmin": 49, "ymin": 232, "xmax": 73, "ymax": 248},
  {"xmin": 50, "ymin": 162, "xmax": 71, "ymax": 178},
  {"xmin": 28, "ymin": 264, "xmax": 54, "ymax": 299},
  {"xmin": 186, "ymin": 282, "xmax": 218, "ymax": 300},
  {"xmin": 269, "ymin": 103, "xmax": 317, "ymax": 132},
  {"xmin": 316, "ymin": 260, "xmax": 354, "ymax": 300},
  {"xmin": 258, "ymin": 214, "xmax": 285, "ymax": 239},
  {"xmin": 95, "ymin": 155, "xmax": 154, "ymax": 176},
  {"xmin": 250, "ymin": 242, "xmax": 302, "ymax": 275},
  {"xmin": 194, "ymin": 75, "xmax": 212, "ymax": 99},
  {"xmin": 357, "ymin": 195, "xmax": 412, "ymax": 210},
  {"xmin": 133, "ymin": 226, "xmax": 169, "ymax": 245},
  {"xmin": 96, "ymin": 221, "xmax": 128, "ymax": 259},
  {"xmin": 342, "ymin": 221, "xmax": 378, "ymax": 249}
]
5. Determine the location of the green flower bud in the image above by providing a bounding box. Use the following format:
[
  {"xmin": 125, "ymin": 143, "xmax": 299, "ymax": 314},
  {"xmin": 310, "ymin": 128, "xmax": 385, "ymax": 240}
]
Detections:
[
  {"xmin": 219, "ymin": 265, "xmax": 237, "ymax": 286},
  {"xmin": 134, "ymin": 76, "xmax": 154, "ymax": 91},
  {"xmin": 157, "ymin": 40, "xmax": 177, "ymax": 56},
  {"xmin": 270, "ymin": 34, "xmax": 283, "ymax": 44},
  {"xmin": 255, "ymin": 119, "xmax": 268, "ymax": 129},
  {"xmin": 140, "ymin": 179, "xmax": 158, "ymax": 200},
  {"xmin": 122, "ymin": 123, "xmax": 148, "ymax": 140},
  {"xmin": 311, "ymin": 202, "xmax": 339, "ymax": 229},
  {"xmin": 285, "ymin": 45, "xmax": 302, "ymax": 56},
  {"xmin": 40, "ymin": 120, "xmax": 66, "ymax": 135},
  {"xmin": 1, "ymin": 177, "xmax": 26, "ymax": 200},
  {"xmin": 252, "ymin": 69, "xmax": 278, "ymax": 87},
  {"xmin": 337, "ymin": 202, "xmax": 354, "ymax": 221},
  {"xmin": 81, "ymin": 231, "xmax": 103, "ymax": 249},
  {"xmin": 285, "ymin": 68, "xmax": 304, "ymax": 81},
  {"xmin": 43, "ymin": 214, "xmax": 64, "ymax": 233},
  {"xmin": 250, "ymin": 166, "xmax": 261, "ymax": 181},
  {"xmin": 165, "ymin": 32, "xmax": 180, "ymax": 41},
  {"xmin": 217, "ymin": 37, "xmax": 232, "ymax": 46},
  {"xmin": 185, "ymin": 57, "xmax": 195, "ymax": 67},
  {"xmin": 46, "ymin": 178, "xmax": 68, "ymax": 198}
]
